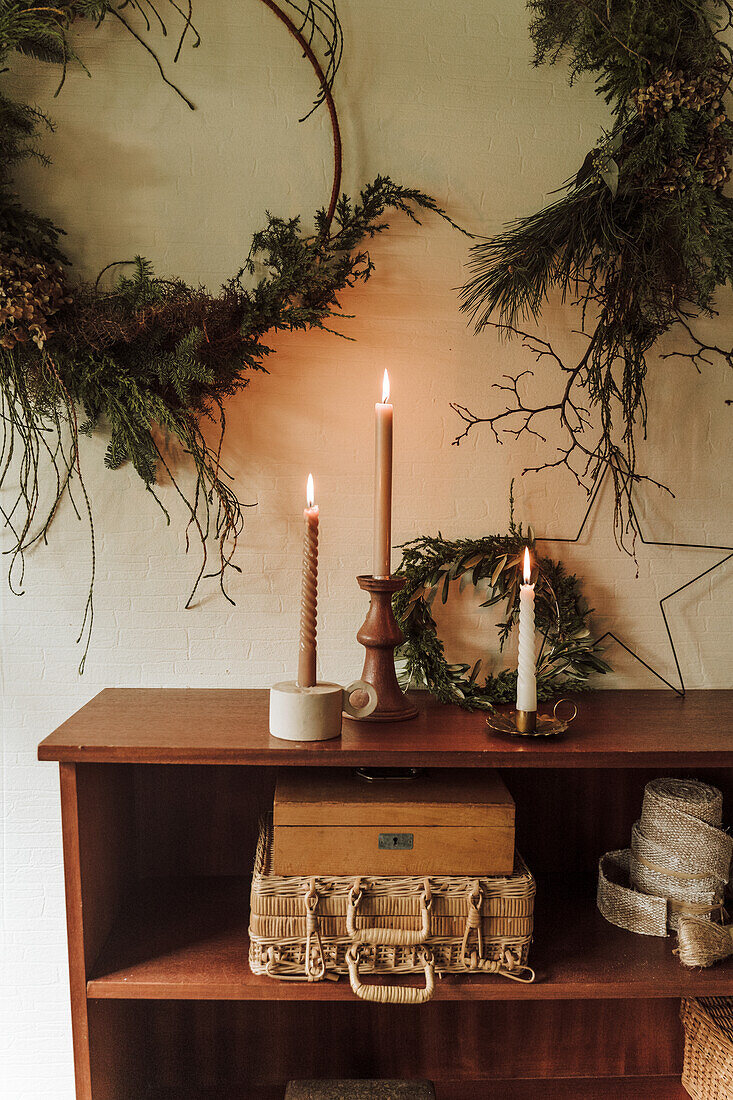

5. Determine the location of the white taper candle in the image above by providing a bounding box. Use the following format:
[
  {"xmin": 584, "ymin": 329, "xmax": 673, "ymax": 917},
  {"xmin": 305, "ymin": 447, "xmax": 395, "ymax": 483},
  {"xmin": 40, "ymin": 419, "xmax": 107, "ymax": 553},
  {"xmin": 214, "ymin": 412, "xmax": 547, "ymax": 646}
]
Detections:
[{"xmin": 516, "ymin": 547, "xmax": 537, "ymax": 712}]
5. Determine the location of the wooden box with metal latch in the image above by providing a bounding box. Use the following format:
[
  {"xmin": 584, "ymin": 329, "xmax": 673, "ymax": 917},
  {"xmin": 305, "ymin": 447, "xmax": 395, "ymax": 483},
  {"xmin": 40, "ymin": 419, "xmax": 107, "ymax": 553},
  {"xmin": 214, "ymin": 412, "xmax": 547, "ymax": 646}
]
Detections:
[{"xmin": 270, "ymin": 767, "xmax": 515, "ymax": 875}]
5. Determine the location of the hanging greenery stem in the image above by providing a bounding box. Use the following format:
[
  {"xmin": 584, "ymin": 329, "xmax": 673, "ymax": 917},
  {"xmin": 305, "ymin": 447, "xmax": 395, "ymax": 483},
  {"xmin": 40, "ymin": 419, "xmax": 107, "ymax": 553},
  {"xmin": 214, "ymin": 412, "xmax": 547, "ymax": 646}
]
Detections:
[
  {"xmin": 455, "ymin": 0, "xmax": 733, "ymax": 544},
  {"xmin": 0, "ymin": 2, "xmax": 459, "ymax": 669}
]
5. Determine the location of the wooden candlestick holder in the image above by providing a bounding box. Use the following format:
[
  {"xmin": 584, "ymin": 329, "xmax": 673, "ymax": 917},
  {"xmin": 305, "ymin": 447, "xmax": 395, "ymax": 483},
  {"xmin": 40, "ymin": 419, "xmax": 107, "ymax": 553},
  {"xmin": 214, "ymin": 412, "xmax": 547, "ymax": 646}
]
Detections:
[{"xmin": 352, "ymin": 575, "xmax": 419, "ymax": 722}]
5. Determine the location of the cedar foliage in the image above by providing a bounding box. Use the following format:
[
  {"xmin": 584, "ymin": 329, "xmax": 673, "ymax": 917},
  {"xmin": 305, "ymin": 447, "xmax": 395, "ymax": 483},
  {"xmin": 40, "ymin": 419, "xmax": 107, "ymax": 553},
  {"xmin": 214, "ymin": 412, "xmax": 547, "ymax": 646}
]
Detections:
[
  {"xmin": 458, "ymin": 0, "xmax": 733, "ymax": 537},
  {"xmin": 0, "ymin": 2, "xmax": 452, "ymax": 669}
]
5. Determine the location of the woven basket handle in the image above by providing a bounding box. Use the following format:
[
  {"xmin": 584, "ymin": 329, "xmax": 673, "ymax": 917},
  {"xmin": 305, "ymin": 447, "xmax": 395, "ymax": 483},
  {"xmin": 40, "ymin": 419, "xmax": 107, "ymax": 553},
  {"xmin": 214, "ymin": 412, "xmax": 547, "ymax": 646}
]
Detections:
[
  {"xmin": 346, "ymin": 945, "xmax": 435, "ymax": 1004},
  {"xmin": 347, "ymin": 879, "xmax": 432, "ymax": 945}
]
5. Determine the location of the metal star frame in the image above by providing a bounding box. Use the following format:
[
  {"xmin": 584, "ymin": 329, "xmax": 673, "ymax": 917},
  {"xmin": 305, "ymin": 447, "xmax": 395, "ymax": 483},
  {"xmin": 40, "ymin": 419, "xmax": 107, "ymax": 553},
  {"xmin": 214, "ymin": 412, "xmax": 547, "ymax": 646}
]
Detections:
[{"xmin": 536, "ymin": 467, "xmax": 732, "ymax": 696}]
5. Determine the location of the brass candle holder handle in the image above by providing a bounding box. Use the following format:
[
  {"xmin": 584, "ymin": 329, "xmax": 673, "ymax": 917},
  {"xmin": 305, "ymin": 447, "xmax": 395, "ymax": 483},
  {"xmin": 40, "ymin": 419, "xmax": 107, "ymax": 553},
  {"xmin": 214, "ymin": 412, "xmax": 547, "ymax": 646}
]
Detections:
[
  {"xmin": 486, "ymin": 698, "xmax": 578, "ymax": 739},
  {"xmin": 351, "ymin": 575, "xmax": 419, "ymax": 722}
]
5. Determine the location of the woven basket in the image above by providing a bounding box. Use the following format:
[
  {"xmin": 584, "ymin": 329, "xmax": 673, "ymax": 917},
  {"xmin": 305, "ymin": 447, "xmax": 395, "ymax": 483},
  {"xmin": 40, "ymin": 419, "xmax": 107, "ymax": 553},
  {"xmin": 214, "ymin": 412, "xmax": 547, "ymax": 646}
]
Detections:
[
  {"xmin": 681, "ymin": 998, "xmax": 733, "ymax": 1100},
  {"xmin": 249, "ymin": 820, "xmax": 535, "ymax": 1003}
]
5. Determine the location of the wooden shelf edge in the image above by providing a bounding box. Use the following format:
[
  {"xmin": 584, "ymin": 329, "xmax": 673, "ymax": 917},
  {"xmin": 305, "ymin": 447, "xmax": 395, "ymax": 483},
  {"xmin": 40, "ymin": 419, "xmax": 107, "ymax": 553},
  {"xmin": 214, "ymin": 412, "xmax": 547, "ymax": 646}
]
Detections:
[
  {"xmin": 85, "ymin": 977, "xmax": 732, "ymax": 1002},
  {"xmin": 40, "ymin": 746, "xmax": 733, "ymax": 768},
  {"xmin": 38, "ymin": 688, "xmax": 733, "ymax": 766}
]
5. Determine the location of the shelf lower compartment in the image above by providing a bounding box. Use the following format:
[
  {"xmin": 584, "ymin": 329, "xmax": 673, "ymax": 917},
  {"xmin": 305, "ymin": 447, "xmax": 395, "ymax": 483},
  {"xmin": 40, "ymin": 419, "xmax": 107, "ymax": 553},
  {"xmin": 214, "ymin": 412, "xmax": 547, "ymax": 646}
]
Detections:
[{"xmin": 86, "ymin": 873, "xmax": 733, "ymax": 1001}]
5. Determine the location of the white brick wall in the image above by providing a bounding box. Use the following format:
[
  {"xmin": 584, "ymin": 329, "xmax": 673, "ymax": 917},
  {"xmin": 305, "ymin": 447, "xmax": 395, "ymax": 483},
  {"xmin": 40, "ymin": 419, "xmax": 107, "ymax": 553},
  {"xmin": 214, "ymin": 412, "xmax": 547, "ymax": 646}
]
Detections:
[{"xmin": 2, "ymin": 2, "xmax": 731, "ymax": 1095}]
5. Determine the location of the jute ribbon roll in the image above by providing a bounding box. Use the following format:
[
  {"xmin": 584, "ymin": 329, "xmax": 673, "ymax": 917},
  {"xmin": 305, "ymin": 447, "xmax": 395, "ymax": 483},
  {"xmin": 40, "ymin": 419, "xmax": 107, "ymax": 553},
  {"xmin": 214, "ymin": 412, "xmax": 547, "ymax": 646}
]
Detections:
[
  {"xmin": 630, "ymin": 821, "xmax": 724, "ymax": 931},
  {"xmin": 637, "ymin": 778, "xmax": 729, "ymax": 875},
  {"xmin": 677, "ymin": 915, "xmax": 733, "ymax": 968},
  {"xmin": 597, "ymin": 779, "xmax": 732, "ymax": 954}
]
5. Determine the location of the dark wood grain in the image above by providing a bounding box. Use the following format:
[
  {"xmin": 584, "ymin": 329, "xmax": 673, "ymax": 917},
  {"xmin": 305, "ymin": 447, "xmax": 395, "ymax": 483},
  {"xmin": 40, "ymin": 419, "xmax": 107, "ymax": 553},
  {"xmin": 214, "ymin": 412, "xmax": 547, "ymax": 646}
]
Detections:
[
  {"xmin": 85, "ymin": 873, "xmax": 733, "ymax": 1001},
  {"xmin": 109, "ymin": 999, "xmax": 682, "ymax": 1086},
  {"xmin": 87, "ymin": 1001, "xmax": 144, "ymax": 1100},
  {"xmin": 145, "ymin": 1085, "xmax": 689, "ymax": 1100},
  {"xmin": 38, "ymin": 689, "xmax": 733, "ymax": 766},
  {"xmin": 436, "ymin": 1080, "xmax": 689, "ymax": 1099},
  {"xmin": 59, "ymin": 764, "xmax": 94, "ymax": 1100},
  {"xmin": 125, "ymin": 765, "xmax": 733, "ymax": 877},
  {"xmin": 60, "ymin": 765, "xmax": 136, "ymax": 1100},
  {"xmin": 509, "ymin": 766, "xmax": 733, "ymax": 873},
  {"xmin": 132, "ymin": 765, "xmax": 276, "ymax": 878}
]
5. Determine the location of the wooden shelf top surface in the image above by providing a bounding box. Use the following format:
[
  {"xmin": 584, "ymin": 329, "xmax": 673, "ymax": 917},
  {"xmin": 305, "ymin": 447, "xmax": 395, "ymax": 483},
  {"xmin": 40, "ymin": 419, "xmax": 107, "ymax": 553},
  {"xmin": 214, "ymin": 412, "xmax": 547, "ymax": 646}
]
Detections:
[
  {"xmin": 86, "ymin": 873, "xmax": 733, "ymax": 1002},
  {"xmin": 39, "ymin": 688, "xmax": 733, "ymax": 766}
]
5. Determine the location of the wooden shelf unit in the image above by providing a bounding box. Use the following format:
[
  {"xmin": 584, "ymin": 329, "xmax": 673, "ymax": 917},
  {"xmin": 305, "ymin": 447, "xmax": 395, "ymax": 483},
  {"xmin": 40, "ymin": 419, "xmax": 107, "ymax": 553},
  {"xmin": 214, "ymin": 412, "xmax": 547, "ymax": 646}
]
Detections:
[{"xmin": 39, "ymin": 689, "xmax": 733, "ymax": 1098}]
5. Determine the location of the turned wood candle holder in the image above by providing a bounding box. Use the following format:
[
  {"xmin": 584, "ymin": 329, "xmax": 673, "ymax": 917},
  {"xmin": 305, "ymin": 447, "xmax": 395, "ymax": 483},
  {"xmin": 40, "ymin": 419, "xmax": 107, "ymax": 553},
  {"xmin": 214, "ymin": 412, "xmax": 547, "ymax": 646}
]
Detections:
[{"xmin": 351, "ymin": 575, "xmax": 419, "ymax": 722}]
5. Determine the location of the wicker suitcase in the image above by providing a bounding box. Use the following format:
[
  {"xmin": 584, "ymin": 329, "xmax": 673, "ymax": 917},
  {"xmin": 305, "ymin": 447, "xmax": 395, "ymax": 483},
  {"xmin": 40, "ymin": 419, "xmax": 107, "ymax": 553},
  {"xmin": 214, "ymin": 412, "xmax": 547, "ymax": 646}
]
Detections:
[{"xmin": 248, "ymin": 820, "xmax": 535, "ymax": 1003}]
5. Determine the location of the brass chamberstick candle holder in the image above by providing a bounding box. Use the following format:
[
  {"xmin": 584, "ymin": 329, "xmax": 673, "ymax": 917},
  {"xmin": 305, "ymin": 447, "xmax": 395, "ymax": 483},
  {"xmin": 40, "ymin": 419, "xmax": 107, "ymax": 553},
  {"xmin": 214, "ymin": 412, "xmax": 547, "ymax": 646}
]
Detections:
[
  {"xmin": 351, "ymin": 575, "xmax": 419, "ymax": 722},
  {"xmin": 486, "ymin": 699, "xmax": 578, "ymax": 739}
]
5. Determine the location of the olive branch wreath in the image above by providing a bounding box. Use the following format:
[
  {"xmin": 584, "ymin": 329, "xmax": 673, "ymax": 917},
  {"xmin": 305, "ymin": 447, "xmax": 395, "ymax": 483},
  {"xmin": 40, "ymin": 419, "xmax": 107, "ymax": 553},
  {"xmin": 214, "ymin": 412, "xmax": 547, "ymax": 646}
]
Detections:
[{"xmin": 393, "ymin": 493, "xmax": 610, "ymax": 710}]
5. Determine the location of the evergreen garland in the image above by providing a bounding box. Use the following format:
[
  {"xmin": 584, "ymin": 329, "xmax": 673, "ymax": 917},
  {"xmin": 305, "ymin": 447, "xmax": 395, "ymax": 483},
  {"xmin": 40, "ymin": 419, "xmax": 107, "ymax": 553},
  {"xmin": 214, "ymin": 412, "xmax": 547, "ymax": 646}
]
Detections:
[
  {"xmin": 455, "ymin": 0, "xmax": 733, "ymax": 541},
  {"xmin": 393, "ymin": 497, "xmax": 609, "ymax": 710},
  {"xmin": 0, "ymin": 2, "xmax": 456, "ymax": 669}
]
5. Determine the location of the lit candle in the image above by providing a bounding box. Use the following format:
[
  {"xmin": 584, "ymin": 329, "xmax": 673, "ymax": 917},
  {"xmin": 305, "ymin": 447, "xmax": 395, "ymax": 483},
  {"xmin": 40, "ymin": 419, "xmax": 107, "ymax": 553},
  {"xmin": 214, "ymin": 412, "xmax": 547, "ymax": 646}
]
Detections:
[
  {"xmin": 297, "ymin": 473, "xmax": 318, "ymax": 689},
  {"xmin": 373, "ymin": 369, "xmax": 393, "ymax": 579},
  {"xmin": 516, "ymin": 547, "xmax": 537, "ymax": 714}
]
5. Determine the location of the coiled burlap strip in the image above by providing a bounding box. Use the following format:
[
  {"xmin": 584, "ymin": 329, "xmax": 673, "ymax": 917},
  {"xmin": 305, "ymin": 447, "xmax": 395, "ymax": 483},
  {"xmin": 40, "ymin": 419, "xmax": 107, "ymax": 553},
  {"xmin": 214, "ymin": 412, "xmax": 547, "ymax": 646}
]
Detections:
[
  {"xmin": 631, "ymin": 819, "xmax": 726, "ymax": 881},
  {"xmin": 642, "ymin": 777, "xmax": 722, "ymax": 829},
  {"xmin": 597, "ymin": 849, "xmax": 669, "ymax": 936},
  {"xmin": 630, "ymin": 778, "xmax": 731, "ymax": 931},
  {"xmin": 637, "ymin": 778, "xmax": 730, "ymax": 878},
  {"xmin": 597, "ymin": 779, "xmax": 732, "ymax": 948},
  {"xmin": 630, "ymin": 821, "xmax": 725, "ymax": 931}
]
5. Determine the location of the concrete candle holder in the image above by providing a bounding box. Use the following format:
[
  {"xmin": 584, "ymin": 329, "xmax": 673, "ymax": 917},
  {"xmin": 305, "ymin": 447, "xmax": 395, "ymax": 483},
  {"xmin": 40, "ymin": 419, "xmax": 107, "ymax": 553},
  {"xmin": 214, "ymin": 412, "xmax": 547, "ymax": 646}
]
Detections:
[{"xmin": 269, "ymin": 680, "xmax": 377, "ymax": 742}]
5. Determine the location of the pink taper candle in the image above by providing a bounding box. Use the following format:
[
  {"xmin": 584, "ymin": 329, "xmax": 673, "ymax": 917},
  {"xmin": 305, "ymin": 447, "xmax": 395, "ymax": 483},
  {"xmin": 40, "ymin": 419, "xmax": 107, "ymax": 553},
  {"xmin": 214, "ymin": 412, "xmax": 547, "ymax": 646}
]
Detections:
[
  {"xmin": 297, "ymin": 473, "xmax": 318, "ymax": 688},
  {"xmin": 373, "ymin": 369, "xmax": 393, "ymax": 579}
]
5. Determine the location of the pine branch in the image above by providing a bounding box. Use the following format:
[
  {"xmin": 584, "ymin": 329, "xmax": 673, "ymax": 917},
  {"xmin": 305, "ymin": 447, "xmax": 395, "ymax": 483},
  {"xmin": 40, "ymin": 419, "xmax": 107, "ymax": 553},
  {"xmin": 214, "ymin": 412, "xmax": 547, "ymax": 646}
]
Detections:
[{"xmin": 457, "ymin": 0, "xmax": 733, "ymax": 540}]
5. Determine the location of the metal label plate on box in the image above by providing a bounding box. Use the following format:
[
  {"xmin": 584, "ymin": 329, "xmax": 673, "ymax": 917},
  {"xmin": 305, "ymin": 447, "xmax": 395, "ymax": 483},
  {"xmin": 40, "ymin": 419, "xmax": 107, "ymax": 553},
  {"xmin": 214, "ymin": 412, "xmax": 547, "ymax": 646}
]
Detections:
[{"xmin": 379, "ymin": 832, "xmax": 414, "ymax": 850}]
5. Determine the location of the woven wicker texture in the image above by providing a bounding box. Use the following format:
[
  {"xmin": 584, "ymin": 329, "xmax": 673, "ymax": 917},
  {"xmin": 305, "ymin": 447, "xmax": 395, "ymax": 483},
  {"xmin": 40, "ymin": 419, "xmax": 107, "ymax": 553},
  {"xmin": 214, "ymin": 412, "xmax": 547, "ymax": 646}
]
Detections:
[
  {"xmin": 681, "ymin": 998, "xmax": 733, "ymax": 1100},
  {"xmin": 249, "ymin": 820, "xmax": 535, "ymax": 999},
  {"xmin": 597, "ymin": 779, "xmax": 731, "ymax": 938}
]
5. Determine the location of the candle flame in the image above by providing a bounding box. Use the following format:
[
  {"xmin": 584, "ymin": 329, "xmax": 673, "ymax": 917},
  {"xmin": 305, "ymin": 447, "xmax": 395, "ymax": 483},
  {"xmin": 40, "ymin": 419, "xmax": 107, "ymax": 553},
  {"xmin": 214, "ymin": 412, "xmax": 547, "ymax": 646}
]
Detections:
[
  {"xmin": 523, "ymin": 547, "xmax": 531, "ymax": 584},
  {"xmin": 382, "ymin": 369, "xmax": 390, "ymax": 404},
  {"xmin": 306, "ymin": 473, "xmax": 315, "ymax": 508}
]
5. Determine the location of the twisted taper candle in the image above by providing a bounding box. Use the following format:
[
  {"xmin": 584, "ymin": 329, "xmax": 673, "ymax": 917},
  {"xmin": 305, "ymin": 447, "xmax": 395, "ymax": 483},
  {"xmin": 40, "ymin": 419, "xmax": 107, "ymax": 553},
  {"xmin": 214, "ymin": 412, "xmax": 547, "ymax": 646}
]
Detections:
[
  {"xmin": 517, "ymin": 549, "xmax": 537, "ymax": 713},
  {"xmin": 298, "ymin": 477, "xmax": 319, "ymax": 688}
]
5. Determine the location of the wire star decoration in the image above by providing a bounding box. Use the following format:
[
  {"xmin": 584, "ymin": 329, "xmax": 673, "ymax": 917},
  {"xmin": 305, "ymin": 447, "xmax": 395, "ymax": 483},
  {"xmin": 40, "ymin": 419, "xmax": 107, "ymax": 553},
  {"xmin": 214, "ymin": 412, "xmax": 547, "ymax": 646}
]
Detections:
[{"xmin": 535, "ymin": 466, "xmax": 732, "ymax": 696}]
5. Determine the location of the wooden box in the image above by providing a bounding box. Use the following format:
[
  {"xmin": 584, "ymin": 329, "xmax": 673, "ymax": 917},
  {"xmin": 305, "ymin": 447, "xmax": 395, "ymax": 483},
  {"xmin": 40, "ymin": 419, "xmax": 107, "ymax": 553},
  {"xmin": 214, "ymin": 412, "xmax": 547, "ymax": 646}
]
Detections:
[{"xmin": 271, "ymin": 768, "xmax": 515, "ymax": 875}]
